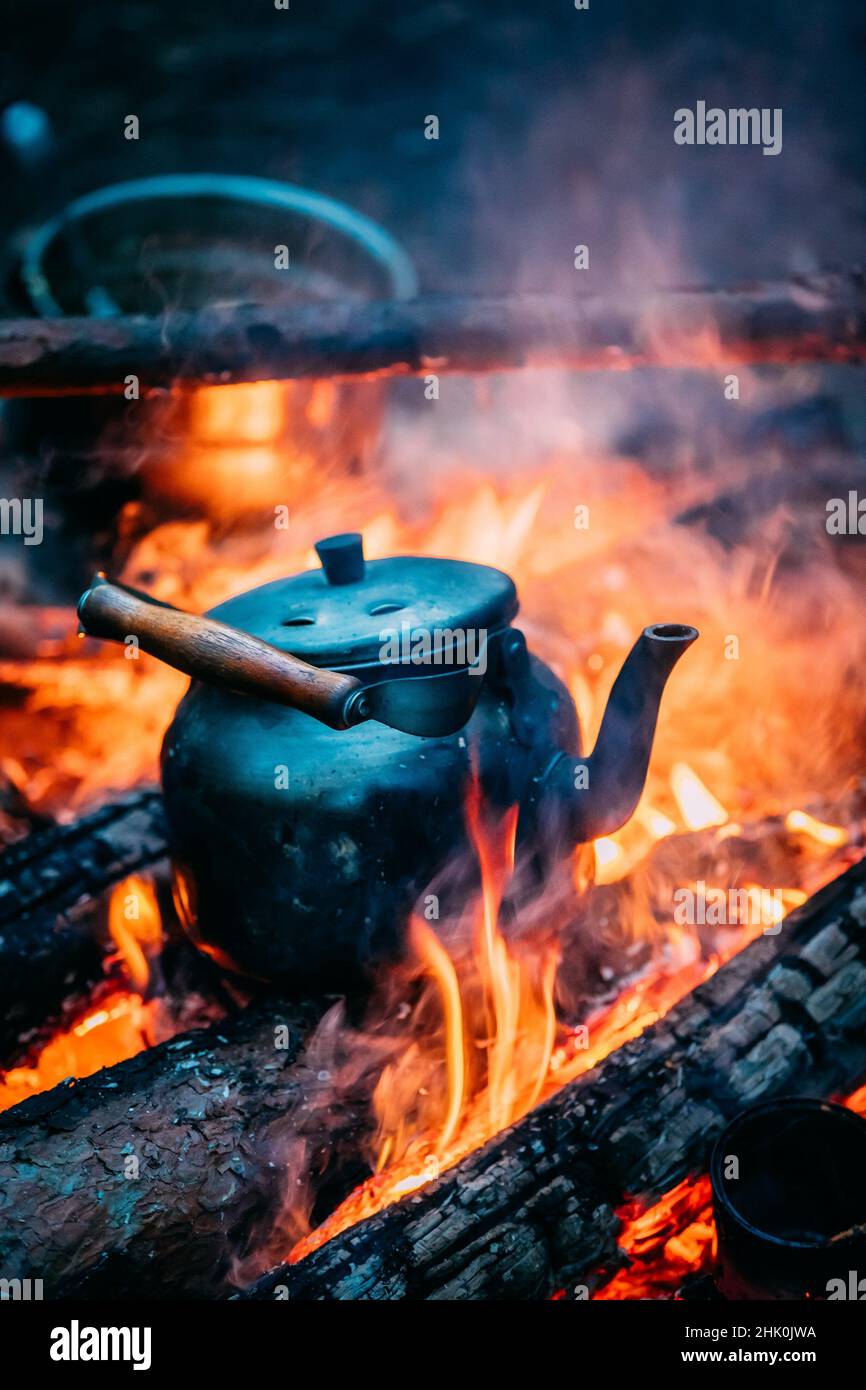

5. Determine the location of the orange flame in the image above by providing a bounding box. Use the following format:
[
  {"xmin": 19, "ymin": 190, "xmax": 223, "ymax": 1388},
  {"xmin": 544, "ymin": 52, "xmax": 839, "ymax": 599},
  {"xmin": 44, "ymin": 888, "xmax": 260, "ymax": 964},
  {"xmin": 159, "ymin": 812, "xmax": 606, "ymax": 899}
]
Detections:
[
  {"xmin": 289, "ymin": 760, "xmax": 825, "ymax": 1266},
  {"xmin": 670, "ymin": 763, "xmax": 728, "ymax": 831},
  {"xmin": 290, "ymin": 781, "xmax": 560, "ymax": 1262},
  {"xmin": 108, "ymin": 874, "xmax": 164, "ymax": 991},
  {"xmin": 404, "ymin": 916, "xmax": 466, "ymax": 1155}
]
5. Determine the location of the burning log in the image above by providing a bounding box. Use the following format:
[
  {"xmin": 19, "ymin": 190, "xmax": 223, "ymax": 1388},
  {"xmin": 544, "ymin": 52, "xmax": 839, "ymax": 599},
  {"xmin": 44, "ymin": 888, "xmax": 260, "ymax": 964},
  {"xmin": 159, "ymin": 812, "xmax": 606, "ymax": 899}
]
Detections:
[
  {"xmin": 246, "ymin": 857, "xmax": 866, "ymax": 1301},
  {"xmin": 0, "ymin": 994, "xmax": 368, "ymax": 1297},
  {"xmin": 0, "ymin": 788, "xmax": 168, "ymax": 1052},
  {"xmin": 0, "ymin": 273, "xmax": 863, "ymax": 395},
  {"xmin": 2, "ymin": 839, "xmax": 863, "ymax": 1301}
]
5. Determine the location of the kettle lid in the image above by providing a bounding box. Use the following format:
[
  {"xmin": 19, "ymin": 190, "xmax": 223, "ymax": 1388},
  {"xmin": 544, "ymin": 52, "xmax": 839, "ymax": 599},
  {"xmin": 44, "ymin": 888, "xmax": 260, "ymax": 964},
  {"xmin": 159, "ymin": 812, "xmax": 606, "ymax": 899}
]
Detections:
[{"xmin": 206, "ymin": 532, "xmax": 519, "ymax": 671}]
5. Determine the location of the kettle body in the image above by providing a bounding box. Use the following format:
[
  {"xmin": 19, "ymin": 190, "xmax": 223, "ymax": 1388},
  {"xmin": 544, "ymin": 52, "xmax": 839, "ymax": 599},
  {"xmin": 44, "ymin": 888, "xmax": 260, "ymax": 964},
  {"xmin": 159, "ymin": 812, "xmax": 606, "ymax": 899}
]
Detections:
[
  {"xmin": 78, "ymin": 532, "xmax": 696, "ymax": 987},
  {"xmin": 162, "ymin": 640, "xmax": 578, "ymax": 984}
]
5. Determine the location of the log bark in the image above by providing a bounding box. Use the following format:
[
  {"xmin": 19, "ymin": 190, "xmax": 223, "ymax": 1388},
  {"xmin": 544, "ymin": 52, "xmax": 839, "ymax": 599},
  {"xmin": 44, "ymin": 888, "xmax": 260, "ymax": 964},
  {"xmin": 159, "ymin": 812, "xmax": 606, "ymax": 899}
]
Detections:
[
  {"xmin": 0, "ymin": 274, "xmax": 863, "ymax": 395},
  {"xmin": 245, "ymin": 857, "xmax": 866, "ymax": 1301},
  {"xmin": 0, "ymin": 994, "xmax": 374, "ymax": 1297},
  {"xmin": 0, "ymin": 788, "xmax": 169, "ymax": 1053}
]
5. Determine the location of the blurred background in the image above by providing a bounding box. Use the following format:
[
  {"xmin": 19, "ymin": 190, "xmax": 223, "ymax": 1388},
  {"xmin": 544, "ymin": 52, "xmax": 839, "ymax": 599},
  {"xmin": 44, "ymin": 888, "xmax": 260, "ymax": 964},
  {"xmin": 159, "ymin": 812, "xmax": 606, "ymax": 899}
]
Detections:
[{"xmin": 0, "ymin": 0, "xmax": 864, "ymax": 294}]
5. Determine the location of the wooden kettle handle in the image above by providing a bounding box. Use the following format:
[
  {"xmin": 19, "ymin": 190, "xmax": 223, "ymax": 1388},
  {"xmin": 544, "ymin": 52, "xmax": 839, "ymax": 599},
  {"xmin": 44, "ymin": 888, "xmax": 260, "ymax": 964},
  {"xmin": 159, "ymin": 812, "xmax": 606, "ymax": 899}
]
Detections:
[{"xmin": 77, "ymin": 577, "xmax": 364, "ymax": 730}]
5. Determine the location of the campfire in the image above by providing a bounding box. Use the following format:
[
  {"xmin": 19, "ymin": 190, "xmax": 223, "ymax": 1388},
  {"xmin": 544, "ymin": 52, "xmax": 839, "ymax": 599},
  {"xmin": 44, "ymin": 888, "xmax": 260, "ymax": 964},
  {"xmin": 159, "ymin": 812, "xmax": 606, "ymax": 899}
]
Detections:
[{"xmin": 2, "ymin": 307, "xmax": 866, "ymax": 1304}]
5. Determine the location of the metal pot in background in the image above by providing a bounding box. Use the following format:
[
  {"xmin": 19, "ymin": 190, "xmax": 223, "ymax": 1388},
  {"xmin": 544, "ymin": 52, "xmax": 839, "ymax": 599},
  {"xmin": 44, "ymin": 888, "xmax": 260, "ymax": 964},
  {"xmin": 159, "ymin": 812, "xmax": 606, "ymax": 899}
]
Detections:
[
  {"xmin": 2, "ymin": 174, "xmax": 417, "ymax": 601},
  {"xmin": 711, "ymin": 1098, "xmax": 866, "ymax": 1300}
]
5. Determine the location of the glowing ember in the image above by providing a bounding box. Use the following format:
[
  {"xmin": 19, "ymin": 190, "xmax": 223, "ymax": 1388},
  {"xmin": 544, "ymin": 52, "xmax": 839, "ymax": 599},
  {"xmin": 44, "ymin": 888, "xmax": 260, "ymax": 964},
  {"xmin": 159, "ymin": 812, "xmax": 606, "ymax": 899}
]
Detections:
[
  {"xmin": 785, "ymin": 809, "xmax": 848, "ymax": 849},
  {"xmin": 0, "ymin": 991, "xmax": 154, "ymax": 1114},
  {"xmin": 846, "ymin": 1083, "xmax": 866, "ymax": 1117},
  {"xmin": 593, "ymin": 1177, "xmax": 716, "ymax": 1300},
  {"xmin": 0, "ymin": 874, "xmax": 177, "ymax": 1114}
]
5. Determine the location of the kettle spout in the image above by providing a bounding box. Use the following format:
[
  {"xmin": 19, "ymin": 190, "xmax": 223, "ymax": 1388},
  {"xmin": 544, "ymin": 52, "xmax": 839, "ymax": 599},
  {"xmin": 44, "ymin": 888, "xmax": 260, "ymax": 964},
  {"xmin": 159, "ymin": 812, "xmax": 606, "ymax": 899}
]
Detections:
[{"xmin": 553, "ymin": 623, "xmax": 698, "ymax": 844}]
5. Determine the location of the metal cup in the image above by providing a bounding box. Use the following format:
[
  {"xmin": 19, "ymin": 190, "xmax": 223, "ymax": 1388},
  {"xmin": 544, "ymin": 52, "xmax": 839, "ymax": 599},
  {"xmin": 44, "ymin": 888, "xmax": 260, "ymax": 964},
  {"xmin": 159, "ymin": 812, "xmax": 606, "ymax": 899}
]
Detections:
[{"xmin": 711, "ymin": 1097, "xmax": 866, "ymax": 1300}]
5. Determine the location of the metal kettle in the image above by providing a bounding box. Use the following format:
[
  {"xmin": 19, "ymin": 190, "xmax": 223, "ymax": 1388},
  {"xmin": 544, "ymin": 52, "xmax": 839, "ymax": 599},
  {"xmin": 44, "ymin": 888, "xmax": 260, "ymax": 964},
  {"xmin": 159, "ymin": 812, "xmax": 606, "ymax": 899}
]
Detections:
[{"xmin": 78, "ymin": 532, "xmax": 697, "ymax": 985}]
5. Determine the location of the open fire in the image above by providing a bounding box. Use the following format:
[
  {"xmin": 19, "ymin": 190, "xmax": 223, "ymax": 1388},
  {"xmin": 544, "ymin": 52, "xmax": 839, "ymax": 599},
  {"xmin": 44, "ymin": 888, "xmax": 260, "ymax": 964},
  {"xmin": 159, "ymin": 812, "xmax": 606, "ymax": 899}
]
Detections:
[{"xmin": 1, "ymin": 360, "xmax": 864, "ymax": 1294}]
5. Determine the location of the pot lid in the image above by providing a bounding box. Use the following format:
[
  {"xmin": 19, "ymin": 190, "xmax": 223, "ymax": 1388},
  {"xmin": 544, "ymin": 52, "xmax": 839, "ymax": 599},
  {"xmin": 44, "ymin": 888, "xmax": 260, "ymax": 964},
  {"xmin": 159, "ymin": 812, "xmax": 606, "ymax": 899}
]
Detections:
[{"xmin": 206, "ymin": 532, "xmax": 518, "ymax": 671}]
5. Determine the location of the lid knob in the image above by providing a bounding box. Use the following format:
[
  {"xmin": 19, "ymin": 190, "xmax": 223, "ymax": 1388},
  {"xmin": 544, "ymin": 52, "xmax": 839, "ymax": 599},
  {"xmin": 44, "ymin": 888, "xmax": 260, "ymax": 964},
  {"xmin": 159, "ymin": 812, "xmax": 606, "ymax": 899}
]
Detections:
[{"xmin": 315, "ymin": 532, "xmax": 366, "ymax": 586}]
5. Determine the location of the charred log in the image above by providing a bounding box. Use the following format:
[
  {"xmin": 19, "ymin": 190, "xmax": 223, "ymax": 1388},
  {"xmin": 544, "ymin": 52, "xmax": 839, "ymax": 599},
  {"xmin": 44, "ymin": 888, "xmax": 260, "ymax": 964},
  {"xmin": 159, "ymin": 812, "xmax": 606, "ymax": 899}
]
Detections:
[
  {"xmin": 246, "ymin": 858, "xmax": 866, "ymax": 1301},
  {"xmin": 0, "ymin": 788, "xmax": 168, "ymax": 1052},
  {"xmin": 0, "ymin": 273, "xmax": 863, "ymax": 395},
  {"xmin": 3, "ymin": 851, "xmax": 864, "ymax": 1302},
  {"xmin": 0, "ymin": 994, "xmax": 372, "ymax": 1297}
]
